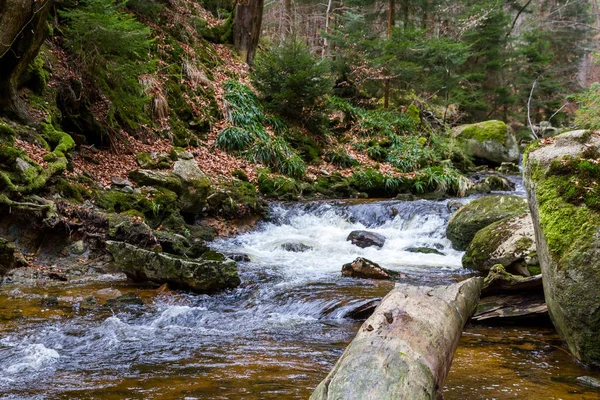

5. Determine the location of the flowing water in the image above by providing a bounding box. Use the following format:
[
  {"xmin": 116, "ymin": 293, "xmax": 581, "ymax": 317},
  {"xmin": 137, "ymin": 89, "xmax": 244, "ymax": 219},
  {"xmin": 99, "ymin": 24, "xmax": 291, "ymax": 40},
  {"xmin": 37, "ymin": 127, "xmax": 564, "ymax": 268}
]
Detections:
[{"xmin": 1, "ymin": 190, "xmax": 599, "ymax": 399}]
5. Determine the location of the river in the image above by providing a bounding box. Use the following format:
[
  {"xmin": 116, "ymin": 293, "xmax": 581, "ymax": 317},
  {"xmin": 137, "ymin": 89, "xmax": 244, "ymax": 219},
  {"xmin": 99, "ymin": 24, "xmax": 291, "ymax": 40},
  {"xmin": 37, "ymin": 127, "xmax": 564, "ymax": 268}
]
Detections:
[{"xmin": 1, "ymin": 181, "xmax": 599, "ymax": 399}]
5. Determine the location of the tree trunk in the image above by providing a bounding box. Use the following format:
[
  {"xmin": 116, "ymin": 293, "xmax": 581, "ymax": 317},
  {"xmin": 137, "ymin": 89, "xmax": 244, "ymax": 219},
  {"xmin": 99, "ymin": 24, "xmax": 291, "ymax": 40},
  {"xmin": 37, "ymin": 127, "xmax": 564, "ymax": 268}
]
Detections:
[
  {"xmin": 280, "ymin": 0, "xmax": 292, "ymax": 40},
  {"xmin": 383, "ymin": 0, "xmax": 394, "ymax": 109},
  {"xmin": 311, "ymin": 277, "xmax": 483, "ymax": 400},
  {"xmin": 0, "ymin": 0, "xmax": 52, "ymax": 122},
  {"xmin": 233, "ymin": 0, "xmax": 265, "ymax": 64}
]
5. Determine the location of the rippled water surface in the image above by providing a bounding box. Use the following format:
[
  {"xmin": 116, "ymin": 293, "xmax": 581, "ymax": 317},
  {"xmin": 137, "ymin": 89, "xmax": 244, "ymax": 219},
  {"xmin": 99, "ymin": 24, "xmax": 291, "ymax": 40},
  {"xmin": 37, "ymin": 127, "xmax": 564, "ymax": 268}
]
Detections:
[{"xmin": 1, "ymin": 196, "xmax": 599, "ymax": 399}]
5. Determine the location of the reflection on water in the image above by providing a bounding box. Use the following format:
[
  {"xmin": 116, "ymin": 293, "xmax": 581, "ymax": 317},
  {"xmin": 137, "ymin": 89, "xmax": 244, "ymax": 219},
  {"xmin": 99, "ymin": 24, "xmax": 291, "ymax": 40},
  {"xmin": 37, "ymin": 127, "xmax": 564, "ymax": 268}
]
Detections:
[{"xmin": 445, "ymin": 325, "xmax": 600, "ymax": 400}]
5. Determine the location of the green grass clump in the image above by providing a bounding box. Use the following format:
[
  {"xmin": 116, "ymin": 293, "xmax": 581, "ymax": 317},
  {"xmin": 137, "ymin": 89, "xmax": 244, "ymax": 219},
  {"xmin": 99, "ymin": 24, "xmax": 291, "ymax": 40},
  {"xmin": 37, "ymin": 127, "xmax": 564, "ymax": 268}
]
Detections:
[{"xmin": 324, "ymin": 148, "xmax": 358, "ymax": 168}]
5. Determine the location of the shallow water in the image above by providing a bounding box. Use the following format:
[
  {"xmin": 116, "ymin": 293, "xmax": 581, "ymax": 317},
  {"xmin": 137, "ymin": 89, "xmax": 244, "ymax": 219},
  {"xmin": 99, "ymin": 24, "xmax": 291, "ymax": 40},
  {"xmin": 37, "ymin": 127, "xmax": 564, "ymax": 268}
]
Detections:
[{"xmin": 0, "ymin": 195, "xmax": 599, "ymax": 399}]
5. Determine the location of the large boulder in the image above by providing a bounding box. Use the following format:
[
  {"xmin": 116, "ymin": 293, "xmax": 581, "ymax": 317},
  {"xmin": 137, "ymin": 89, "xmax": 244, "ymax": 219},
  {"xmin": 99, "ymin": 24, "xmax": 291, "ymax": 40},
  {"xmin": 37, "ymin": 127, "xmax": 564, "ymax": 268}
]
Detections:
[
  {"xmin": 462, "ymin": 213, "xmax": 538, "ymax": 274},
  {"xmin": 524, "ymin": 129, "xmax": 600, "ymax": 366},
  {"xmin": 446, "ymin": 195, "xmax": 528, "ymax": 250},
  {"xmin": 454, "ymin": 120, "xmax": 520, "ymax": 165},
  {"xmin": 106, "ymin": 240, "xmax": 240, "ymax": 292},
  {"xmin": 347, "ymin": 230, "xmax": 386, "ymax": 248},
  {"xmin": 311, "ymin": 277, "xmax": 483, "ymax": 400}
]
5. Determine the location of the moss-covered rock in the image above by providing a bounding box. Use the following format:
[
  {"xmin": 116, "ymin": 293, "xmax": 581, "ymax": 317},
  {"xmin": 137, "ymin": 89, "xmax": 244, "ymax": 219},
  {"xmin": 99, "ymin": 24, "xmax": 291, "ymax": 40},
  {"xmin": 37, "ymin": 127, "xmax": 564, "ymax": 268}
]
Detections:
[
  {"xmin": 524, "ymin": 129, "xmax": 600, "ymax": 366},
  {"xmin": 446, "ymin": 195, "xmax": 528, "ymax": 250},
  {"xmin": 463, "ymin": 213, "xmax": 538, "ymax": 274},
  {"xmin": 106, "ymin": 240, "xmax": 240, "ymax": 292},
  {"xmin": 128, "ymin": 169, "xmax": 184, "ymax": 193},
  {"xmin": 454, "ymin": 120, "xmax": 520, "ymax": 165}
]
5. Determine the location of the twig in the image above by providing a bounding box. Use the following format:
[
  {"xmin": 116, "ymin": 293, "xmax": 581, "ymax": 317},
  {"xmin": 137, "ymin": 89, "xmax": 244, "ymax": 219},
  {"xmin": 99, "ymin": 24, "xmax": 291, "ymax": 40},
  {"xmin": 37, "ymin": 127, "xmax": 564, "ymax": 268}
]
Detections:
[
  {"xmin": 549, "ymin": 102, "xmax": 569, "ymax": 123},
  {"xmin": 527, "ymin": 79, "xmax": 538, "ymax": 140}
]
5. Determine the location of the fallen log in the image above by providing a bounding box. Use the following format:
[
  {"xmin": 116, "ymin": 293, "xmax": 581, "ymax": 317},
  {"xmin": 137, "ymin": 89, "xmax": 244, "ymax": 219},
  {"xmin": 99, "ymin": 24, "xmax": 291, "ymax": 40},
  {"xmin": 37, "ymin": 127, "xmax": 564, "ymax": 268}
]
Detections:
[{"xmin": 311, "ymin": 277, "xmax": 483, "ymax": 400}]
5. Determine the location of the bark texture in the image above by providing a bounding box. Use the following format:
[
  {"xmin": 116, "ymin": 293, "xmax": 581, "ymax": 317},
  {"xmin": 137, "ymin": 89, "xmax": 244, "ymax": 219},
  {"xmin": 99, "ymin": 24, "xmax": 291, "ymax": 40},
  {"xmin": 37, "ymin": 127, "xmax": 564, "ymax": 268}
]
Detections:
[
  {"xmin": 233, "ymin": 0, "xmax": 264, "ymax": 64},
  {"xmin": 0, "ymin": 0, "xmax": 52, "ymax": 121},
  {"xmin": 311, "ymin": 277, "xmax": 483, "ymax": 400}
]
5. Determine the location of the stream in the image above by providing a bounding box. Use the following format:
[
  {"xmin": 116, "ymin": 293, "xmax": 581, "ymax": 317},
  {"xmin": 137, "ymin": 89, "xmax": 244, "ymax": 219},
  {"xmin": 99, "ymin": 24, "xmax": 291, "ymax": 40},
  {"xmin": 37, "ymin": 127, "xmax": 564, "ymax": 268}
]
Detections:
[{"xmin": 1, "ymin": 178, "xmax": 599, "ymax": 399}]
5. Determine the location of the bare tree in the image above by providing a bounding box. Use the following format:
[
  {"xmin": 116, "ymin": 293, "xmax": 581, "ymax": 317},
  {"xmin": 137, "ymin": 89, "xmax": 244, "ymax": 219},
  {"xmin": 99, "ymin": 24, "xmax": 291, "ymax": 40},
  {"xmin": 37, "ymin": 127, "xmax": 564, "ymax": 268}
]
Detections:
[{"xmin": 233, "ymin": 0, "xmax": 265, "ymax": 64}]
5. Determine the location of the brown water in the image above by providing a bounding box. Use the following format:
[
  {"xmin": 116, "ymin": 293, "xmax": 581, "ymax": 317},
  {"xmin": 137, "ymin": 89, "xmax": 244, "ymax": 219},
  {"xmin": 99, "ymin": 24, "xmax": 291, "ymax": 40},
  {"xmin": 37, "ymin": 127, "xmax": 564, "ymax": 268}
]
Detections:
[{"xmin": 1, "ymin": 199, "xmax": 599, "ymax": 399}]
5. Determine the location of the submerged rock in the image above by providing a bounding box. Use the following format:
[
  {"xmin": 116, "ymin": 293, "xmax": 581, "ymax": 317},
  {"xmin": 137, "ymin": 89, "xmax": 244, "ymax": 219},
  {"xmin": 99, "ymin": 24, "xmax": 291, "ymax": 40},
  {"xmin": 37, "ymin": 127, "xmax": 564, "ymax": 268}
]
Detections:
[
  {"xmin": 280, "ymin": 242, "xmax": 313, "ymax": 252},
  {"xmin": 406, "ymin": 246, "xmax": 445, "ymax": 256},
  {"xmin": 342, "ymin": 257, "xmax": 401, "ymax": 280},
  {"xmin": 104, "ymin": 292, "xmax": 144, "ymax": 309},
  {"xmin": 524, "ymin": 129, "xmax": 600, "ymax": 366},
  {"xmin": 106, "ymin": 241, "xmax": 240, "ymax": 292},
  {"xmin": 343, "ymin": 299, "xmax": 381, "ymax": 320},
  {"xmin": 462, "ymin": 213, "xmax": 538, "ymax": 274},
  {"xmin": 454, "ymin": 120, "xmax": 520, "ymax": 165},
  {"xmin": 311, "ymin": 277, "xmax": 483, "ymax": 400},
  {"xmin": 346, "ymin": 230, "xmax": 386, "ymax": 248},
  {"xmin": 446, "ymin": 195, "xmax": 528, "ymax": 250}
]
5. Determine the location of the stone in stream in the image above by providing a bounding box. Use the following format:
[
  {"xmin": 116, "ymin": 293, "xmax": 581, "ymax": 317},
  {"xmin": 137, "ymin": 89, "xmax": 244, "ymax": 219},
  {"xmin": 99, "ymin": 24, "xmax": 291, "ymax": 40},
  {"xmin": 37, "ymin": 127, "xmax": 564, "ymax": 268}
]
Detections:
[
  {"xmin": 446, "ymin": 195, "xmax": 528, "ymax": 250},
  {"xmin": 342, "ymin": 257, "xmax": 403, "ymax": 280},
  {"xmin": 106, "ymin": 241, "xmax": 240, "ymax": 292},
  {"xmin": 311, "ymin": 277, "xmax": 483, "ymax": 400},
  {"xmin": 280, "ymin": 242, "xmax": 313, "ymax": 252},
  {"xmin": 524, "ymin": 129, "xmax": 600, "ymax": 366},
  {"xmin": 462, "ymin": 213, "xmax": 539, "ymax": 275},
  {"xmin": 405, "ymin": 247, "xmax": 445, "ymax": 256},
  {"xmin": 577, "ymin": 376, "xmax": 600, "ymax": 390},
  {"xmin": 343, "ymin": 299, "xmax": 381, "ymax": 320},
  {"xmin": 346, "ymin": 230, "xmax": 386, "ymax": 248}
]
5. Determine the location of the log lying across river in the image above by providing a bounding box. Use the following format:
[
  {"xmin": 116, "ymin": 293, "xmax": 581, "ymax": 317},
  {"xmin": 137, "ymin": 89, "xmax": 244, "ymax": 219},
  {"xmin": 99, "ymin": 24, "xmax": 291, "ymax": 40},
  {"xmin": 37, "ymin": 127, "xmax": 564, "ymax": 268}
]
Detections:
[{"xmin": 311, "ymin": 277, "xmax": 483, "ymax": 400}]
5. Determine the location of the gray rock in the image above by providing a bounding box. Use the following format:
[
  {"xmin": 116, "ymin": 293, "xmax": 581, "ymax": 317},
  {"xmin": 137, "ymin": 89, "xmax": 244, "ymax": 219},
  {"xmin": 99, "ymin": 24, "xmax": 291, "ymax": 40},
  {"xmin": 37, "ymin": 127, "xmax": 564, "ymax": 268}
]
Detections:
[
  {"xmin": 111, "ymin": 177, "xmax": 132, "ymax": 187},
  {"xmin": 128, "ymin": 169, "xmax": 183, "ymax": 193},
  {"xmin": 347, "ymin": 230, "xmax": 386, "ymax": 248},
  {"xmin": 406, "ymin": 247, "xmax": 445, "ymax": 256},
  {"xmin": 454, "ymin": 120, "xmax": 520, "ymax": 165},
  {"xmin": 69, "ymin": 240, "xmax": 86, "ymax": 255},
  {"xmin": 172, "ymin": 159, "xmax": 205, "ymax": 183},
  {"xmin": 106, "ymin": 241, "xmax": 240, "ymax": 292},
  {"xmin": 342, "ymin": 257, "xmax": 401, "ymax": 280},
  {"xmin": 0, "ymin": 237, "xmax": 28, "ymax": 277},
  {"xmin": 462, "ymin": 213, "xmax": 538, "ymax": 274},
  {"xmin": 281, "ymin": 242, "xmax": 313, "ymax": 252},
  {"xmin": 446, "ymin": 195, "xmax": 528, "ymax": 250}
]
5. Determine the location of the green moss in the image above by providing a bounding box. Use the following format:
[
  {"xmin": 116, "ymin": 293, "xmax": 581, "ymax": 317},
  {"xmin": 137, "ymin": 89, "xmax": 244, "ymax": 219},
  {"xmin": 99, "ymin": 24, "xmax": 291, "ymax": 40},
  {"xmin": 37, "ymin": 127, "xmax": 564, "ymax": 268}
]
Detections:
[
  {"xmin": 50, "ymin": 177, "xmax": 92, "ymax": 202},
  {"xmin": 0, "ymin": 122, "xmax": 15, "ymax": 145},
  {"xmin": 96, "ymin": 190, "xmax": 151, "ymax": 214},
  {"xmin": 232, "ymin": 169, "xmax": 249, "ymax": 182},
  {"xmin": 406, "ymin": 104, "xmax": 420, "ymax": 125},
  {"xmin": 527, "ymin": 265, "xmax": 541, "ymax": 275},
  {"xmin": 257, "ymin": 170, "xmax": 301, "ymax": 200},
  {"xmin": 40, "ymin": 123, "xmax": 75, "ymax": 158},
  {"xmin": 26, "ymin": 54, "xmax": 50, "ymax": 94},
  {"xmin": 534, "ymin": 171, "xmax": 600, "ymax": 265},
  {"xmin": 458, "ymin": 120, "xmax": 508, "ymax": 145},
  {"xmin": 136, "ymin": 152, "xmax": 155, "ymax": 169}
]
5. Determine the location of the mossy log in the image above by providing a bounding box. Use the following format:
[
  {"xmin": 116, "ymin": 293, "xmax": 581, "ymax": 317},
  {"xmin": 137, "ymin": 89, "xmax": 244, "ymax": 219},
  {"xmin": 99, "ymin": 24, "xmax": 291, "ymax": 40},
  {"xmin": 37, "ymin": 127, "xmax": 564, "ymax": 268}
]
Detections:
[{"xmin": 310, "ymin": 277, "xmax": 483, "ymax": 400}]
